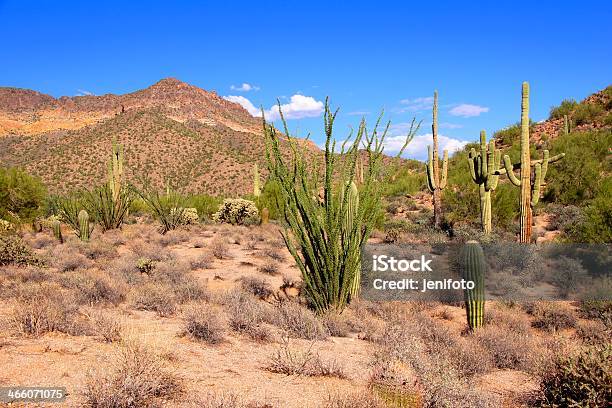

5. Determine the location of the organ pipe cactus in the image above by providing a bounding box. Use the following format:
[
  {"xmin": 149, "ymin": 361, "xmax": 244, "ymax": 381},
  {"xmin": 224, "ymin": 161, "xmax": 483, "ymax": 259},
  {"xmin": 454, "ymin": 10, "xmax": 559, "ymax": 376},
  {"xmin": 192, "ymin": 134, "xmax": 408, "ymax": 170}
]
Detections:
[
  {"xmin": 468, "ymin": 131, "xmax": 506, "ymax": 234},
  {"xmin": 461, "ymin": 240, "xmax": 486, "ymax": 330},
  {"xmin": 253, "ymin": 163, "xmax": 261, "ymax": 197},
  {"xmin": 426, "ymin": 91, "xmax": 448, "ymax": 228},
  {"xmin": 500, "ymin": 82, "xmax": 565, "ymax": 243},
  {"xmin": 78, "ymin": 210, "xmax": 91, "ymax": 241},
  {"xmin": 52, "ymin": 220, "xmax": 63, "ymax": 243}
]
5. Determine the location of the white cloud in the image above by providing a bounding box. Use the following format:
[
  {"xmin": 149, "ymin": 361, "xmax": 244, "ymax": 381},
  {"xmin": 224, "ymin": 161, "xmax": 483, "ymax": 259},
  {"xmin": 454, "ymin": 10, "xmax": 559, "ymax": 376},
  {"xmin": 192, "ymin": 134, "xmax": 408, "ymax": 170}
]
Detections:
[
  {"xmin": 383, "ymin": 122, "xmax": 468, "ymax": 160},
  {"xmin": 397, "ymin": 96, "xmax": 434, "ymax": 113},
  {"xmin": 223, "ymin": 95, "xmax": 260, "ymax": 116},
  {"xmin": 76, "ymin": 89, "xmax": 94, "ymax": 96},
  {"xmin": 449, "ymin": 104, "xmax": 489, "ymax": 117},
  {"xmin": 224, "ymin": 94, "xmax": 324, "ymax": 121},
  {"xmin": 230, "ymin": 83, "xmax": 260, "ymax": 92}
]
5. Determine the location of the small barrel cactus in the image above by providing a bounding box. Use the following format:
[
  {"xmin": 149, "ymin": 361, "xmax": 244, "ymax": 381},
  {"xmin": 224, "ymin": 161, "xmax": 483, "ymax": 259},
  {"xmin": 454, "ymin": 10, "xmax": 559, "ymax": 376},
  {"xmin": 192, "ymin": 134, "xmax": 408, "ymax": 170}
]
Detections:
[
  {"xmin": 52, "ymin": 220, "xmax": 63, "ymax": 243},
  {"xmin": 78, "ymin": 210, "xmax": 91, "ymax": 241},
  {"xmin": 460, "ymin": 240, "xmax": 486, "ymax": 330}
]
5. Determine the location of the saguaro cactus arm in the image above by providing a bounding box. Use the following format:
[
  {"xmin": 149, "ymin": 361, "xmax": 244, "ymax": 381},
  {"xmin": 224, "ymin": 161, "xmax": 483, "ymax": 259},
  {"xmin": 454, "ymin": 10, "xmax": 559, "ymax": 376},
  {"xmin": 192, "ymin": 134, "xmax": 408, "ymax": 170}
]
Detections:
[
  {"xmin": 426, "ymin": 145, "xmax": 436, "ymax": 192},
  {"xmin": 502, "ymin": 155, "xmax": 522, "ymax": 186},
  {"xmin": 440, "ymin": 150, "xmax": 448, "ymax": 189}
]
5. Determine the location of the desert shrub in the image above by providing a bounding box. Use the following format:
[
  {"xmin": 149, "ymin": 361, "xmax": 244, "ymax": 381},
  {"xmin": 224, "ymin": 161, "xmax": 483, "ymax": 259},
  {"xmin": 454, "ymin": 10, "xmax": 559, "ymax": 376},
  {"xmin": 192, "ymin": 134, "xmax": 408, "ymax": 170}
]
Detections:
[
  {"xmin": 184, "ymin": 194, "xmax": 223, "ymax": 221},
  {"xmin": 549, "ymin": 98, "xmax": 578, "ymax": 119},
  {"xmin": 183, "ymin": 304, "xmax": 225, "ymax": 344},
  {"xmin": 275, "ymin": 301, "xmax": 328, "ymax": 340},
  {"xmin": 240, "ymin": 277, "xmax": 273, "ymax": 299},
  {"xmin": 320, "ymin": 312, "xmax": 351, "ymax": 337},
  {"xmin": 576, "ymin": 320, "xmax": 610, "ymax": 346},
  {"xmin": 579, "ymin": 296, "xmax": 612, "ymax": 328},
  {"xmin": 83, "ymin": 341, "xmax": 181, "ymax": 408},
  {"xmin": 132, "ymin": 283, "xmax": 177, "ymax": 317},
  {"xmin": 210, "ymin": 239, "xmax": 231, "ymax": 259},
  {"xmin": 573, "ymin": 103, "xmax": 605, "ymax": 125},
  {"xmin": 537, "ymin": 344, "xmax": 611, "ymax": 407},
  {"xmin": 324, "ymin": 391, "xmax": 387, "ymax": 408},
  {"xmin": 546, "ymin": 204, "xmax": 582, "ymax": 233},
  {"xmin": 543, "ymin": 130, "xmax": 611, "ymax": 206},
  {"xmin": 47, "ymin": 244, "xmax": 92, "ymax": 272},
  {"xmin": 569, "ymin": 192, "xmax": 612, "ymax": 243},
  {"xmin": 91, "ymin": 312, "xmax": 122, "ymax": 343},
  {"xmin": 267, "ymin": 337, "xmax": 346, "ymax": 378},
  {"xmin": 174, "ymin": 277, "xmax": 210, "ymax": 303},
  {"xmin": 136, "ymin": 257, "xmax": 155, "ymax": 274},
  {"xmin": 224, "ymin": 289, "xmax": 272, "ymax": 341},
  {"xmin": 0, "ymin": 166, "xmax": 47, "ymax": 222},
  {"xmin": 59, "ymin": 270, "xmax": 126, "ymax": 305},
  {"xmin": 550, "ymin": 256, "xmax": 590, "ymax": 298},
  {"xmin": 258, "ymin": 261, "xmax": 280, "ymax": 276},
  {"xmin": 212, "ymin": 198, "xmax": 259, "ymax": 225},
  {"xmin": 9, "ymin": 282, "xmax": 80, "ymax": 336},
  {"xmin": 494, "ymin": 122, "xmax": 525, "ymax": 145},
  {"xmin": 531, "ymin": 302, "xmax": 577, "ymax": 332},
  {"xmin": 473, "ymin": 325, "xmax": 538, "ymax": 371},
  {"xmin": 0, "ymin": 235, "xmax": 44, "ymax": 266},
  {"xmin": 381, "ymin": 165, "xmax": 426, "ymax": 197},
  {"xmin": 190, "ymin": 252, "xmax": 214, "ymax": 269}
]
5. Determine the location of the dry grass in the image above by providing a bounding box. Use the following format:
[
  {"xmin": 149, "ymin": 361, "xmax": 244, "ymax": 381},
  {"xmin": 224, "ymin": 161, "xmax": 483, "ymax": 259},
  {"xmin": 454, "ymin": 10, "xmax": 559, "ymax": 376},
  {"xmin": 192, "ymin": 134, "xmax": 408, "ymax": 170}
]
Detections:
[
  {"xmin": 183, "ymin": 303, "xmax": 226, "ymax": 344},
  {"xmin": 190, "ymin": 252, "xmax": 214, "ymax": 269},
  {"xmin": 210, "ymin": 239, "xmax": 231, "ymax": 259},
  {"xmin": 132, "ymin": 282, "xmax": 177, "ymax": 317},
  {"xmin": 58, "ymin": 269, "xmax": 126, "ymax": 306},
  {"xmin": 530, "ymin": 302, "xmax": 577, "ymax": 332},
  {"xmin": 83, "ymin": 341, "xmax": 181, "ymax": 407},
  {"xmin": 47, "ymin": 244, "xmax": 92, "ymax": 272},
  {"xmin": 320, "ymin": 312, "xmax": 352, "ymax": 337},
  {"xmin": 275, "ymin": 301, "xmax": 328, "ymax": 340},
  {"xmin": 224, "ymin": 289, "xmax": 273, "ymax": 342},
  {"xmin": 323, "ymin": 391, "xmax": 386, "ymax": 408},
  {"xmin": 258, "ymin": 261, "xmax": 280, "ymax": 276},
  {"xmin": 267, "ymin": 337, "xmax": 346, "ymax": 378},
  {"xmin": 240, "ymin": 276, "xmax": 273, "ymax": 299},
  {"xmin": 262, "ymin": 247, "xmax": 285, "ymax": 262},
  {"xmin": 90, "ymin": 311, "xmax": 122, "ymax": 343}
]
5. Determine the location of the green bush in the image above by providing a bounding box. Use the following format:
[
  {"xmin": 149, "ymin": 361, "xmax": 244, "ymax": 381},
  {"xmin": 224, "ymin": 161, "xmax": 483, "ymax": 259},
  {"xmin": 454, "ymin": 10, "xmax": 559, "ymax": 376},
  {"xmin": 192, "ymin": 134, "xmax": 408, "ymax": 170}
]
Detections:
[
  {"xmin": 573, "ymin": 103, "xmax": 605, "ymax": 126},
  {"xmin": 549, "ymin": 99, "xmax": 578, "ymax": 120},
  {"xmin": 493, "ymin": 122, "xmax": 534, "ymax": 146},
  {"xmin": 381, "ymin": 164, "xmax": 426, "ymax": 197},
  {"xmin": 538, "ymin": 344, "xmax": 611, "ymax": 407},
  {"xmin": 184, "ymin": 194, "xmax": 223, "ymax": 221},
  {"xmin": 0, "ymin": 167, "xmax": 47, "ymax": 222}
]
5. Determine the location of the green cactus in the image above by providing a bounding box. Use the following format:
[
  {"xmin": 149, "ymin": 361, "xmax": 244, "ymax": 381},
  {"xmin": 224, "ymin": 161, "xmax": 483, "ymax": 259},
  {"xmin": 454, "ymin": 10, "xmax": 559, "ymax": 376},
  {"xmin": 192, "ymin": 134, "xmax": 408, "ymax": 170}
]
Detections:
[
  {"xmin": 78, "ymin": 209, "xmax": 91, "ymax": 241},
  {"xmin": 343, "ymin": 181, "xmax": 361, "ymax": 297},
  {"xmin": 563, "ymin": 114, "xmax": 571, "ymax": 135},
  {"xmin": 461, "ymin": 240, "xmax": 486, "ymax": 330},
  {"xmin": 500, "ymin": 82, "xmax": 565, "ymax": 243},
  {"xmin": 468, "ymin": 131, "xmax": 506, "ymax": 234},
  {"xmin": 426, "ymin": 90, "xmax": 448, "ymax": 228},
  {"xmin": 108, "ymin": 137, "xmax": 124, "ymax": 203},
  {"xmin": 52, "ymin": 220, "xmax": 63, "ymax": 243},
  {"xmin": 253, "ymin": 163, "xmax": 261, "ymax": 197}
]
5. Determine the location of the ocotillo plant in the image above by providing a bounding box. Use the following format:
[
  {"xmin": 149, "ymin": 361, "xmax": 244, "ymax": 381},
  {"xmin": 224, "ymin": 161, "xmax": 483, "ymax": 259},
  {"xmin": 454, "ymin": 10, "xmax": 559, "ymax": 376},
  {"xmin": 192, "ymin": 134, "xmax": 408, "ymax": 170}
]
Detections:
[
  {"xmin": 52, "ymin": 220, "xmax": 63, "ymax": 243},
  {"xmin": 253, "ymin": 163, "xmax": 261, "ymax": 197},
  {"xmin": 468, "ymin": 131, "xmax": 506, "ymax": 234},
  {"xmin": 461, "ymin": 240, "xmax": 486, "ymax": 330},
  {"xmin": 500, "ymin": 82, "xmax": 565, "ymax": 243},
  {"xmin": 426, "ymin": 91, "xmax": 448, "ymax": 228},
  {"xmin": 78, "ymin": 210, "xmax": 91, "ymax": 241},
  {"xmin": 264, "ymin": 99, "xmax": 418, "ymax": 312}
]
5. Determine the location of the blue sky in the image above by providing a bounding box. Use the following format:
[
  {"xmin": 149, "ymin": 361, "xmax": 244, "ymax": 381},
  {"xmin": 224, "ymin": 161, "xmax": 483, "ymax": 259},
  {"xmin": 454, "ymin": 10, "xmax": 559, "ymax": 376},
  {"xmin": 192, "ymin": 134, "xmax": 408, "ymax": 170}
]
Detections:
[{"xmin": 1, "ymin": 0, "xmax": 610, "ymax": 159}]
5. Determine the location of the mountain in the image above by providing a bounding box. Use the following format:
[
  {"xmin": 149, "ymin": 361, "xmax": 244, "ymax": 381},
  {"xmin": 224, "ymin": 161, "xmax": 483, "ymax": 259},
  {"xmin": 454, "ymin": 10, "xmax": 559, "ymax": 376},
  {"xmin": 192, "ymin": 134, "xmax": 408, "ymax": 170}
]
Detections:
[{"xmin": 0, "ymin": 79, "xmax": 319, "ymax": 195}]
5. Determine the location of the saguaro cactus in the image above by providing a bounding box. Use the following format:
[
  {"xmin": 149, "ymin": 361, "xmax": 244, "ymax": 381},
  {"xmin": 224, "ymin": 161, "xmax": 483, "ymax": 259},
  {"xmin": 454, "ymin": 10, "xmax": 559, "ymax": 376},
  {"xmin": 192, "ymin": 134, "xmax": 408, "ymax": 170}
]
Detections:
[
  {"xmin": 253, "ymin": 163, "xmax": 261, "ymax": 197},
  {"xmin": 501, "ymin": 82, "xmax": 565, "ymax": 243},
  {"xmin": 78, "ymin": 210, "xmax": 91, "ymax": 241},
  {"xmin": 468, "ymin": 131, "xmax": 506, "ymax": 234},
  {"xmin": 260, "ymin": 207, "xmax": 269, "ymax": 224},
  {"xmin": 52, "ymin": 220, "xmax": 63, "ymax": 243},
  {"xmin": 426, "ymin": 91, "xmax": 448, "ymax": 228},
  {"xmin": 108, "ymin": 138, "xmax": 123, "ymax": 203},
  {"xmin": 461, "ymin": 240, "xmax": 486, "ymax": 330},
  {"xmin": 563, "ymin": 114, "xmax": 571, "ymax": 135},
  {"xmin": 343, "ymin": 181, "xmax": 361, "ymax": 297}
]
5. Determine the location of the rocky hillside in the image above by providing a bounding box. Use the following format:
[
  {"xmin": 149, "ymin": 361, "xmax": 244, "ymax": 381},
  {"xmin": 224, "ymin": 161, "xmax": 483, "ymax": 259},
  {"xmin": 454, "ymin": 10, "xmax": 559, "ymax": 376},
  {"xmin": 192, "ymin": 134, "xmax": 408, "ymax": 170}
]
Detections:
[{"xmin": 0, "ymin": 79, "xmax": 319, "ymax": 195}]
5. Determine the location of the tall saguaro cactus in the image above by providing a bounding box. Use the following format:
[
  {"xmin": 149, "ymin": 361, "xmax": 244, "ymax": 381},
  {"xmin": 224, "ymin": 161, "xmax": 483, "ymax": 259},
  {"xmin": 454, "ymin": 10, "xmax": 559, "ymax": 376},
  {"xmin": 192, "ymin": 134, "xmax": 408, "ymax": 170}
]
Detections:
[
  {"xmin": 108, "ymin": 138, "xmax": 124, "ymax": 204},
  {"xmin": 343, "ymin": 181, "xmax": 361, "ymax": 297},
  {"xmin": 501, "ymin": 82, "xmax": 565, "ymax": 243},
  {"xmin": 426, "ymin": 91, "xmax": 448, "ymax": 228},
  {"xmin": 78, "ymin": 210, "xmax": 91, "ymax": 242},
  {"xmin": 253, "ymin": 163, "xmax": 261, "ymax": 197},
  {"xmin": 468, "ymin": 131, "xmax": 505, "ymax": 234},
  {"xmin": 461, "ymin": 240, "xmax": 486, "ymax": 330}
]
